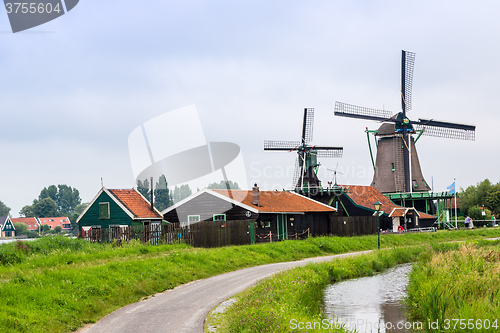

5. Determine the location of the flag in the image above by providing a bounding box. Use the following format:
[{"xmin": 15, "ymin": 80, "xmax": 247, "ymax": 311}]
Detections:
[{"xmin": 447, "ymin": 181, "xmax": 456, "ymax": 195}]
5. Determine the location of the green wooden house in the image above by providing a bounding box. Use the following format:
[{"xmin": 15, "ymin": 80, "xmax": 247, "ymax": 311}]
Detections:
[
  {"xmin": 77, "ymin": 187, "xmax": 163, "ymax": 236},
  {"xmin": 0, "ymin": 216, "xmax": 15, "ymax": 237}
]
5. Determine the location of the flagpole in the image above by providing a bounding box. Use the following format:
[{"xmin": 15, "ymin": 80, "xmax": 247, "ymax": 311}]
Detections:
[{"xmin": 454, "ymin": 178, "xmax": 457, "ymax": 229}]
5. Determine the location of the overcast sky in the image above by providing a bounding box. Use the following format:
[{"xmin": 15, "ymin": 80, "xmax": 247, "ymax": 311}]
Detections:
[{"xmin": 1, "ymin": 0, "xmax": 499, "ymax": 215}]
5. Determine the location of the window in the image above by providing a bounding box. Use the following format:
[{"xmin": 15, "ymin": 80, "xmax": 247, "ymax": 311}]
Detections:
[
  {"xmin": 260, "ymin": 221, "xmax": 271, "ymax": 228},
  {"xmin": 49, "ymin": 219, "xmax": 54, "ymax": 222},
  {"xmin": 62, "ymin": 224, "xmax": 71, "ymax": 229},
  {"xmin": 99, "ymin": 202, "xmax": 110, "ymax": 219},
  {"xmin": 213, "ymin": 214, "xmax": 226, "ymax": 222},
  {"xmin": 188, "ymin": 215, "xmax": 200, "ymax": 223}
]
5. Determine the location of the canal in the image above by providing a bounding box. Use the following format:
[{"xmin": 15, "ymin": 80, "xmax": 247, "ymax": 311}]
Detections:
[{"xmin": 323, "ymin": 263, "xmax": 413, "ymax": 332}]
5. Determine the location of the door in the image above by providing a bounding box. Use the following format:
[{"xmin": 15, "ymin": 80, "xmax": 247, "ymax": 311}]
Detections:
[{"xmin": 277, "ymin": 214, "xmax": 287, "ymax": 240}]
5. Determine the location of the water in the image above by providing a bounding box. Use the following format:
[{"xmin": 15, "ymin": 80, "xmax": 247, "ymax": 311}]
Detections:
[{"xmin": 323, "ymin": 263, "xmax": 413, "ymax": 333}]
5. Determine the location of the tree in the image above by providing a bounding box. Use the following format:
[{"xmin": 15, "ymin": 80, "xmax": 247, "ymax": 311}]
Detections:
[
  {"xmin": 458, "ymin": 179, "xmax": 500, "ymax": 217},
  {"xmin": 154, "ymin": 175, "xmax": 172, "ymax": 211},
  {"xmin": 13, "ymin": 222, "xmax": 27, "ymax": 235},
  {"xmin": 172, "ymin": 185, "xmax": 192, "ymax": 203},
  {"xmin": 69, "ymin": 202, "xmax": 88, "ymax": 234},
  {"xmin": 0, "ymin": 200, "xmax": 11, "ymax": 216},
  {"xmin": 56, "ymin": 185, "xmax": 81, "ymax": 216},
  {"xmin": 39, "ymin": 184, "xmax": 81, "ymax": 216},
  {"xmin": 21, "ymin": 184, "xmax": 82, "ymax": 219},
  {"xmin": 34, "ymin": 198, "xmax": 58, "ymax": 218},
  {"xmin": 54, "ymin": 225, "xmax": 62, "ymax": 234},
  {"xmin": 39, "ymin": 185, "xmax": 58, "ymax": 203},
  {"xmin": 20, "ymin": 204, "xmax": 36, "ymax": 217},
  {"xmin": 137, "ymin": 178, "xmax": 150, "ymax": 198},
  {"xmin": 207, "ymin": 180, "xmax": 240, "ymax": 190}
]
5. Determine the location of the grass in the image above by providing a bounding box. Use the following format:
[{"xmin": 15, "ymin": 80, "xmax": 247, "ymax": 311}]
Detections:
[
  {"xmin": 0, "ymin": 228, "xmax": 499, "ymax": 332},
  {"xmin": 406, "ymin": 240, "xmax": 500, "ymax": 332}
]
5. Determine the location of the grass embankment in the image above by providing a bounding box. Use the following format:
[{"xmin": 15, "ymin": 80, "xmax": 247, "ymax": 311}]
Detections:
[
  {"xmin": 0, "ymin": 228, "xmax": 499, "ymax": 332},
  {"xmin": 406, "ymin": 241, "xmax": 500, "ymax": 332}
]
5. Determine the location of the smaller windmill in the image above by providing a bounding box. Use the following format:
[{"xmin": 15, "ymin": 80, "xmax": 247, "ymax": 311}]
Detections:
[
  {"xmin": 327, "ymin": 164, "xmax": 343, "ymax": 186},
  {"xmin": 264, "ymin": 108, "xmax": 343, "ymax": 191}
]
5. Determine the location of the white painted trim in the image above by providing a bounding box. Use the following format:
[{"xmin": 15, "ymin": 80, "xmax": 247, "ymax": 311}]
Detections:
[{"xmin": 76, "ymin": 188, "xmax": 106, "ymax": 223}]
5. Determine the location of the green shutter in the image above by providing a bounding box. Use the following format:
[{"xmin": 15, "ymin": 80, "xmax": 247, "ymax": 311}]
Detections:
[{"xmin": 99, "ymin": 202, "xmax": 110, "ymax": 219}]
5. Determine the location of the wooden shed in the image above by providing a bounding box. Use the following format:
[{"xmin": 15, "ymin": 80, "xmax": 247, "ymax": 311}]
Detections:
[{"xmin": 162, "ymin": 185, "xmax": 337, "ymax": 240}]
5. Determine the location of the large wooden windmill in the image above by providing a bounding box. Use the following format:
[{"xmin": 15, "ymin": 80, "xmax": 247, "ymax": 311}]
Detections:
[
  {"xmin": 264, "ymin": 108, "xmax": 343, "ymax": 191},
  {"xmin": 335, "ymin": 50, "xmax": 475, "ymax": 194}
]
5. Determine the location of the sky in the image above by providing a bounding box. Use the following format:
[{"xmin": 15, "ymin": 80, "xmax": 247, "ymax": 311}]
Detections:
[{"xmin": 1, "ymin": 0, "xmax": 499, "ymax": 216}]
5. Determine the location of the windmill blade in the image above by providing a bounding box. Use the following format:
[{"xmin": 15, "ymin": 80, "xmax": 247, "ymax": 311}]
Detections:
[
  {"xmin": 401, "ymin": 50, "xmax": 416, "ymax": 113},
  {"xmin": 301, "ymin": 108, "xmax": 314, "ymax": 144},
  {"xmin": 292, "ymin": 156, "xmax": 304, "ymax": 189},
  {"xmin": 414, "ymin": 118, "xmax": 476, "ymax": 140},
  {"xmin": 335, "ymin": 101, "xmax": 394, "ymax": 122},
  {"xmin": 312, "ymin": 147, "xmax": 344, "ymax": 158},
  {"xmin": 264, "ymin": 140, "xmax": 301, "ymax": 151}
]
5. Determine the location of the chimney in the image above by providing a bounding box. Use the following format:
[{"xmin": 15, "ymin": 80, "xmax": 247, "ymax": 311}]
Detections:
[
  {"xmin": 150, "ymin": 176, "xmax": 154, "ymax": 212},
  {"xmin": 252, "ymin": 183, "xmax": 260, "ymax": 206}
]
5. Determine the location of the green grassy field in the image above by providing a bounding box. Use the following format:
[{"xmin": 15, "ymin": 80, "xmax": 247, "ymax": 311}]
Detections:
[
  {"xmin": 0, "ymin": 228, "xmax": 499, "ymax": 332},
  {"xmin": 406, "ymin": 241, "xmax": 500, "ymax": 332}
]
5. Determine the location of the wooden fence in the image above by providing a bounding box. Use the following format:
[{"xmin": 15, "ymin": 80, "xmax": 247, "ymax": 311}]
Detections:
[
  {"xmin": 81, "ymin": 216, "xmax": 380, "ymax": 247},
  {"xmin": 82, "ymin": 220, "xmax": 252, "ymax": 248},
  {"xmin": 328, "ymin": 215, "xmax": 378, "ymax": 236}
]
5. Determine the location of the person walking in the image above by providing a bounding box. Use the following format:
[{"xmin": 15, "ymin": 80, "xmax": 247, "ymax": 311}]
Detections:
[{"xmin": 465, "ymin": 216, "xmax": 471, "ymax": 229}]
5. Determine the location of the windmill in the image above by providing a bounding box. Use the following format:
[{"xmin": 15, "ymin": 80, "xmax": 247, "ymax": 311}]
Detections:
[
  {"xmin": 327, "ymin": 163, "xmax": 343, "ymax": 187},
  {"xmin": 264, "ymin": 108, "xmax": 343, "ymax": 191},
  {"xmin": 335, "ymin": 50, "xmax": 475, "ymax": 194}
]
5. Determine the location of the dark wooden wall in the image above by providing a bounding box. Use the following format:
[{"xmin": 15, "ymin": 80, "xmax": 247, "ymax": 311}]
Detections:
[{"xmin": 328, "ymin": 215, "xmax": 379, "ymax": 236}]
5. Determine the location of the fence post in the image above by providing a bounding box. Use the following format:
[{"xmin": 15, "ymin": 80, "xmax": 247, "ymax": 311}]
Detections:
[
  {"xmin": 269, "ymin": 231, "xmax": 272, "ymax": 243},
  {"xmin": 307, "ymin": 228, "xmax": 310, "ymax": 238}
]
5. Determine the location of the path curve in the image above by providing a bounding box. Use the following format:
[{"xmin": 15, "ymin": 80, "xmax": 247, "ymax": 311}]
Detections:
[{"xmin": 81, "ymin": 250, "xmax": 372, "ymax": 333}]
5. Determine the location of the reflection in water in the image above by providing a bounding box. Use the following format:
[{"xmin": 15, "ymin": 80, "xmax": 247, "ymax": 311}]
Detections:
[{"xmin": 323, "ymin": 263, "xmax": 412, "ymax": 333}]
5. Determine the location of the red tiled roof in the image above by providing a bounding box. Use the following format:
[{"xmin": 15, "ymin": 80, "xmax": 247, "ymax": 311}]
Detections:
[
  {"xmin": 211, "ymin": 189, "xmax": 336, "ymax": 213},
  {"xmin": 342, "ymin": 185, "xmax": 402, "ymax": 215},
  {"xmin": 108, "ymin": 189, "xmax": 162, "ymax": 219},
  {"xmin": 11, "ymin": 217, "xmax": 40, "ymax": 231},
  {"xmin": 38, "ymin": 217, "xmax": 72, "ymax": 230}
]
